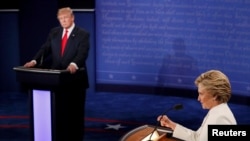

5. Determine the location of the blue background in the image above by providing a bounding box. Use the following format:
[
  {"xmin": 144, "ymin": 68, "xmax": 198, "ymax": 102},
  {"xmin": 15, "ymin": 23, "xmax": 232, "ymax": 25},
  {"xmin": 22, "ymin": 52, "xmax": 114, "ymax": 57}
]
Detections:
[{"xmin": 95, "ymin": 0, "xmax": 250, "ymax": 97}]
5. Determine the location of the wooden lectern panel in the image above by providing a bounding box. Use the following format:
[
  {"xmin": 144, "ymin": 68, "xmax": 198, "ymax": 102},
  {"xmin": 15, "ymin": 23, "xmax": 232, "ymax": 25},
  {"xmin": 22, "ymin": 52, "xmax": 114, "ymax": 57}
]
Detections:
[{"xmin": 120, "ymin": 125, "xmax": 179, "ymax": 141}]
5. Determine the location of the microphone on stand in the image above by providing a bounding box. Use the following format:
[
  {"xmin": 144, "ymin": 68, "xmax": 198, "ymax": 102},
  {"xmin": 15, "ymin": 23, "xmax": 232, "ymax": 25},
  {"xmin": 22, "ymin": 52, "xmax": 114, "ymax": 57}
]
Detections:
[
  {"xmin": 148, "ymin": 104, "xmax": 183, "ymax": 141},
  {"xmin": 38, "ymin": 54, "xmax": 44, "ymax": 68}
]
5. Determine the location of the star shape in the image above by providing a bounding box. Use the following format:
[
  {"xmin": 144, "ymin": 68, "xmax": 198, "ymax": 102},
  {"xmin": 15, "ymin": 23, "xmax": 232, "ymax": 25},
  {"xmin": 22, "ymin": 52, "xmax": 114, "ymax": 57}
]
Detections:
[{"xmin": 105, "ymin": 124, "xmax": 126, "ymax": 130}]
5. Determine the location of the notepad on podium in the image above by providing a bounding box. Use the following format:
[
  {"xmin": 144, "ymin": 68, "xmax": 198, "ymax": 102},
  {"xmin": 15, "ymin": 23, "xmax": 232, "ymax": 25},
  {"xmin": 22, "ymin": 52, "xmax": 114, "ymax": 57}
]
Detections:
[{"xmin": 141, "ymin": 130, "xmax": 160, "ymax": 141}]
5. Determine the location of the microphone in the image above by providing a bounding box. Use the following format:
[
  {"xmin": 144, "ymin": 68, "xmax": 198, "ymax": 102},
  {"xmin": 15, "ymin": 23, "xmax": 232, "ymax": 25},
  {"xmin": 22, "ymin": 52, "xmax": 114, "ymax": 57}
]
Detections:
[
  {"xmin": 38, "ymin": 53, "xmax": 44, "ymax": 68},
  {"xmin": 148, "ymin": 104, "xmax": 183, "ymax": 141}
]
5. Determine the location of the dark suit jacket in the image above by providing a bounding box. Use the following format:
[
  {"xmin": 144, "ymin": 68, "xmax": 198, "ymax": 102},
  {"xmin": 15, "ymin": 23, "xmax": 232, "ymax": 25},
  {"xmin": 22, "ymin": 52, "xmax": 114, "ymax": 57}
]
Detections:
[{"xmin": 32, "ymin": 26, "xmax": 90, "ymax": 88}]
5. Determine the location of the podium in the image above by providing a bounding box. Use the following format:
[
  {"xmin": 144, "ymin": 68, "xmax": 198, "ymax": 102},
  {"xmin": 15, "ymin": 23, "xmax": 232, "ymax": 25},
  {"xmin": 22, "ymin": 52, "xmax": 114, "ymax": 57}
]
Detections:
[
  {"xmin": 120, "ymin": 124, "xmax": 182, "ymax": 141},
  {"xmin": 13, "ymin": 66, "xmax": 86, "ymax": 141}
]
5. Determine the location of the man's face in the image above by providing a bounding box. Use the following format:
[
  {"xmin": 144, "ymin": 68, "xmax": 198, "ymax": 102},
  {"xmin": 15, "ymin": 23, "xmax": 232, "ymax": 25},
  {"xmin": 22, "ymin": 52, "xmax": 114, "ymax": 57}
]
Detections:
[{"xmin": 58, "ymin": 13, "xmax": 74, "ymax": 29}]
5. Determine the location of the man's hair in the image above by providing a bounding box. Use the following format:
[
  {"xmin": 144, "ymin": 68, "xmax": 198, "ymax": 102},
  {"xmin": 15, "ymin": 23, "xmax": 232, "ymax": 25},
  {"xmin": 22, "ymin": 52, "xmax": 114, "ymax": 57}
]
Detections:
[
  {"xmin": 57, "ymin": 7, "xmax": 73, "ymax": 17},
  {"xmin": 195, "ymin": 70, "xmax": 231, "ymax": 103}
]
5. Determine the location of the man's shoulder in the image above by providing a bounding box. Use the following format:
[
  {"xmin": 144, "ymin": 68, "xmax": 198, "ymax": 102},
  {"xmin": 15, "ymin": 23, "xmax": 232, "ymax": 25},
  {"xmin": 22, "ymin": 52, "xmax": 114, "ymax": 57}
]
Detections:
[
  {"xmin": 75, "ymin": 26, "xmax": 88, "ymax": 32},
  {"xmin": 47, "ymin": 27, "xmax": 62, "ymax": 37},
  {"xmin": 73, "ymin": 26, "xmax": 89, "ymax": 35},
  {"xmin": 50, "ymin": 26, "xmax": 62, "ymax": 32}
]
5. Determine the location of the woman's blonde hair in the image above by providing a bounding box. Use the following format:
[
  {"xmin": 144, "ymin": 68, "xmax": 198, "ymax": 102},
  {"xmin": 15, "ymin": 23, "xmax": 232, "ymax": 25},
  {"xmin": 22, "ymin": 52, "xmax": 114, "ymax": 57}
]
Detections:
[{"xmin": 195, "ymin": 70, "xmax": 231, "ymax": 103}]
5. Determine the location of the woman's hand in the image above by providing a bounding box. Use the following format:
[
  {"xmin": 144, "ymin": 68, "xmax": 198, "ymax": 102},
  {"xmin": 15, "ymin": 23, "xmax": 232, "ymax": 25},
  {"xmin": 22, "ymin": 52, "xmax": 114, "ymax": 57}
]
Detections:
[{"xmin": 157, "ymin": 115, "xmax": 176, "ymax": 130}]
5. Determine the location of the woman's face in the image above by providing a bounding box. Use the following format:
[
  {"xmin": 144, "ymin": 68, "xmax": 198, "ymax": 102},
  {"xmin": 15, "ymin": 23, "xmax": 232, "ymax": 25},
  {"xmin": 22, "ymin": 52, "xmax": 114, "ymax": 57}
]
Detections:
[{"xmin": 197, "ymin": 83, "xmax": 216, "ymax": 109}]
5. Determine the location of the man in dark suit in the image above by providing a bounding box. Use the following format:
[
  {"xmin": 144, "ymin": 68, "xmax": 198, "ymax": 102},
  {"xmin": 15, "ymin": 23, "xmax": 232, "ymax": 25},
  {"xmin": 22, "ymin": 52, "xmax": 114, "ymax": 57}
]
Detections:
[{"xmin": 24, "ymin": 7, "xmax": 90, "ymax": 141}]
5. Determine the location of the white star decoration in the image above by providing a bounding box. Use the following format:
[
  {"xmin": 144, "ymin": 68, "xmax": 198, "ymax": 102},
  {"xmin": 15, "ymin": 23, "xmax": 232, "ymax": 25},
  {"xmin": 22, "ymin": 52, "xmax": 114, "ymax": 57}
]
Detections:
[
  {"xmin": 105, "ymin": 124, "xmax": 126, "ymax": 130},
  {"xmin": 131, "ymin": 75, "xmax": 136, "ymax": 80},
  {"xmin": 109, "ymin": 74, "xmax": 114, "ymax": 79}
]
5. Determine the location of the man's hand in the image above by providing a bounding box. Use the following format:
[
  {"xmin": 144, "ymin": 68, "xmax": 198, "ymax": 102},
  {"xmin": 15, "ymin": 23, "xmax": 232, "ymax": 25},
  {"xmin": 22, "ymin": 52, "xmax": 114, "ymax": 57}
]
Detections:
[
  {"xmin": 24, "ymin": 61, "xmax": 36, "ymax": 68},
  {"xmin": 67, "ymin": 64, "xmax": 77, "ymax": 74}
]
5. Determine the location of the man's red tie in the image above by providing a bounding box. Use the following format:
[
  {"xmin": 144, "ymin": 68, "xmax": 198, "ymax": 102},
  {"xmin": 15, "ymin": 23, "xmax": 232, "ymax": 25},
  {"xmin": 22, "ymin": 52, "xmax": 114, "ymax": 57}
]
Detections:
[{"xmin": 61, "ymin": 30, "xmax": 68, "ymax": 56}]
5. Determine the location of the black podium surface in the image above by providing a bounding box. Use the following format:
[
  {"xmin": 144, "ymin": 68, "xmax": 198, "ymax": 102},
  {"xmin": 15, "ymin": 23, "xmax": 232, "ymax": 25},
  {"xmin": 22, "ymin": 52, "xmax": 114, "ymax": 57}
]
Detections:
[
  {"xmin": 13, "ymin": 66, "xmax": 85, "ymax": 141},
  {"xmin": 13, "ymin": 66, "xmax": 84, "ymax": 88}
]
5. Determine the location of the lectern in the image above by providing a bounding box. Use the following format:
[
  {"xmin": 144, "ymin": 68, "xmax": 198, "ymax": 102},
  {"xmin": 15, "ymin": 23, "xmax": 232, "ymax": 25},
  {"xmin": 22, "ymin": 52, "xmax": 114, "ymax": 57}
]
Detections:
[
  {"xmin": 13, "ymin": 66, "xmax": 85, "ymax": 141},
  {"xmin": 120, "ymin": 124, "xmax": 182, "ymax": 141}
]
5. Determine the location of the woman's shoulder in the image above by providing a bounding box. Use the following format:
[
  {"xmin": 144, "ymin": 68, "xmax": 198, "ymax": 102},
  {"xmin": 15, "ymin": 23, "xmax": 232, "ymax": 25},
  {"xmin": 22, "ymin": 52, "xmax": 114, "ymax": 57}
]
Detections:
[{"xmin": 208, "ymin": 103, "xmax": 236, "ymax": 124}]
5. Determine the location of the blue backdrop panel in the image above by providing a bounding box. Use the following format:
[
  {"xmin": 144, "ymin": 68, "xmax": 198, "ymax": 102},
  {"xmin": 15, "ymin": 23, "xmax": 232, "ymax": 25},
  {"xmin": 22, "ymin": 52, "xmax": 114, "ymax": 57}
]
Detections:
[
  {"xmin": 95, "ymin": 0, "xmax": 250, "ymax": 96},
  {"xmin": 0, "ymin": 12, "xmax": 19, "ymax": 91}
]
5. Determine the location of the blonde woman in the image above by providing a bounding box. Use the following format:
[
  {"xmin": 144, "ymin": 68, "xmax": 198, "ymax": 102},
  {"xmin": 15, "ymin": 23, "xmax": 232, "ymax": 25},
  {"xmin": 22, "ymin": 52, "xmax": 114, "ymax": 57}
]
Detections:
[{"xmin": 157, "ymin": 70, "xmax": 237, "ymax": 141}]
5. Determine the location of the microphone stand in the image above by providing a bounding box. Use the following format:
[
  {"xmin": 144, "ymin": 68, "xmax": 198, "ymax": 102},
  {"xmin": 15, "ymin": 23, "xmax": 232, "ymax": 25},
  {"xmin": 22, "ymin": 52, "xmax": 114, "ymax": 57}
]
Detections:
[
  {"xmin": 147, "ymin": 108, "xmax": 172, "ymax": 141},
  {"xmin": 147, "ymin": 104, "xmax": 183, "ymax": 141},
  {"xmin": 37, "ymin": 54, "xmax": 44, "ymax": 68},
  {"xmin": 147, "ymin": 121, "xmax": 161, "ymax": 141}
]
